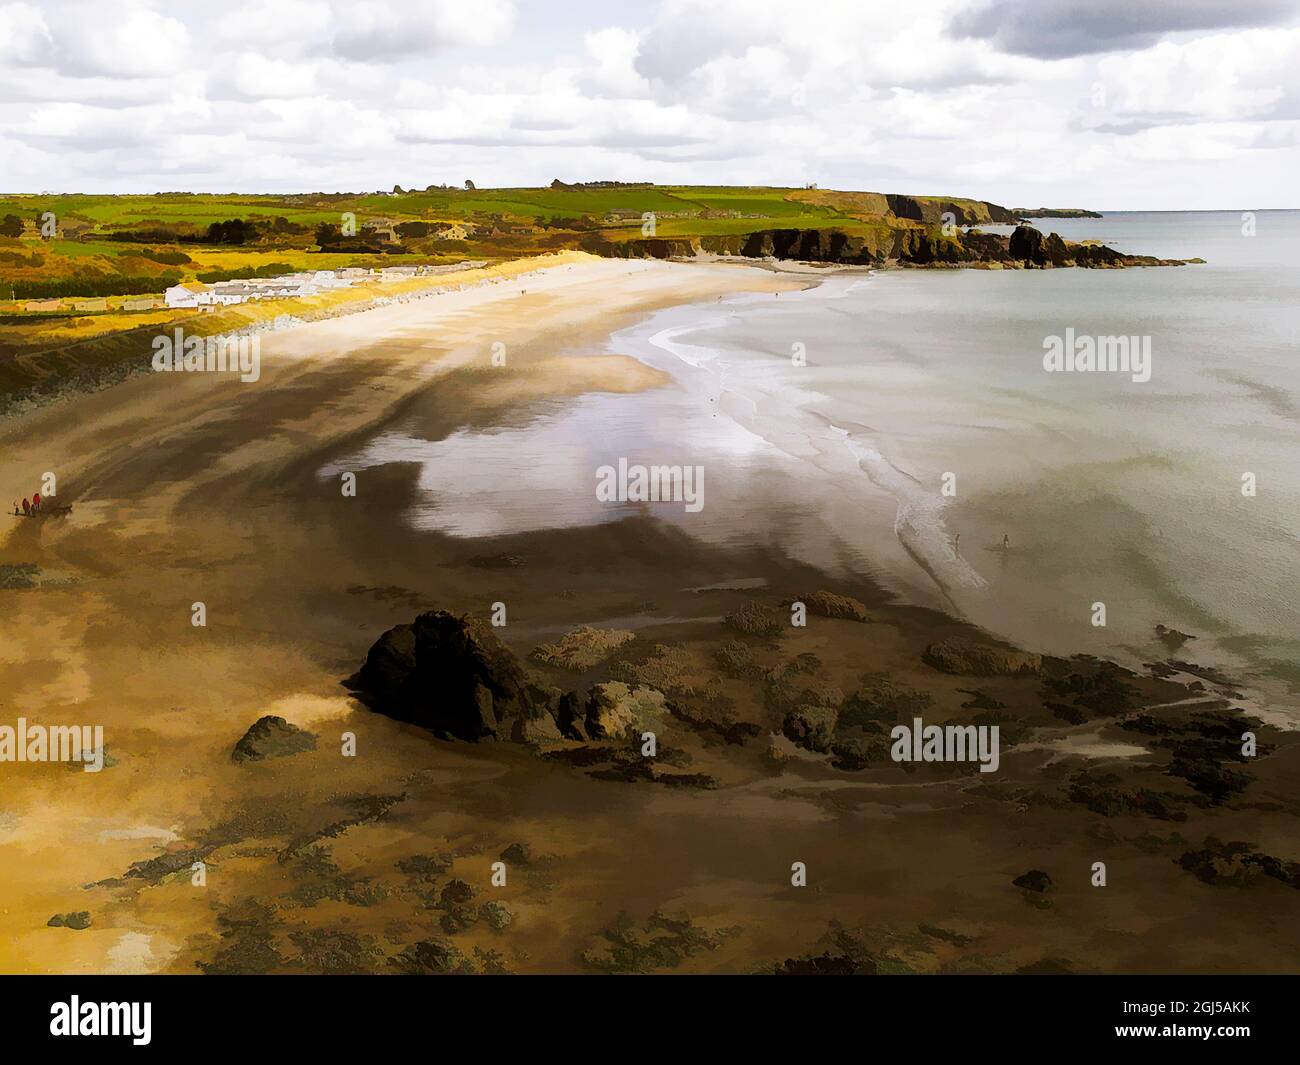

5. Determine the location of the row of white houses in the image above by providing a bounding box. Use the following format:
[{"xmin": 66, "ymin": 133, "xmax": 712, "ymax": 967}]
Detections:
[{"xmin": 162, "ymin": 265, "xmax": 431, "ymax": 309}]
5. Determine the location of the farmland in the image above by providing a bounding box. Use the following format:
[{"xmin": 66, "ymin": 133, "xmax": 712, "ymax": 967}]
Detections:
[{"xmin": 0, "ymin": 182, "xmax": 1034, "ymax": 408}]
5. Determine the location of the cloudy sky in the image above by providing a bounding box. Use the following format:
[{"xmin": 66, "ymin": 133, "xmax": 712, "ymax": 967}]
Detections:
[{"xmin": 2, "ymin": 0, "xmax": 1299, "ymax": 208}]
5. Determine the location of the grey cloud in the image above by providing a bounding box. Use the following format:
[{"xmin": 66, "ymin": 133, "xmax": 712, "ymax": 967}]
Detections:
[
  {"xmin": 951, "ymin": 0, "xmax": 1297, "ymax": 58},
  {"xmin": 634, "ymin": 19, "xmax": 771, "ymax": 85}
]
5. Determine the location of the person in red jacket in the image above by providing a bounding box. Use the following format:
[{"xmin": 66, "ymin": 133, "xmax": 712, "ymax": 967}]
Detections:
[{"xmin": 31, "ymin": 492, "xmax": 41, "ymax": 512}]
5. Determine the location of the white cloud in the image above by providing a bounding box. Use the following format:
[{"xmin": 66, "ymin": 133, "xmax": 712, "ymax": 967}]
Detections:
[
  {"xmin": 51, "ymin": 2, "xmax": 190, "ymax": 78},
  {"xmin": 2, "ymin": 0, "xmax": 1298, "ymax": 207},
  {"xmin": 329, "ymin": 0, "xmax": 515, "ymax": 60},
  {"xmin": 0, "ymin": 2, "xmax": 54, "ymax": 66}
]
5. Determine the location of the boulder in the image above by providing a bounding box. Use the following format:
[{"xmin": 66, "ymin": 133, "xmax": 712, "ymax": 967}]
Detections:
[
  {"xmin": 1009, "ymin": 225, "xmax": 1043, "ymax": 263},
  {"xmin": 47, "ymin": 911, "xmax": 92, "ymax": 930},
  {"xmin": 356, "ymin": 611, "xmax": 549, "ymax": 741},
  {"xmin": 922, "ymin": 638, "xmax": 1042, "ymax": 676},
  {"xmin": 1042, "ymin": 232, "xmax": 1071, "ymax": 266},
  {"xmin": 586, "ymin": 682, "xmax": 669, "ymax": 739},
  {"xmin": 554, "ymin": 690, "xmax": 589, "ymax": 741},
  {"xmin": 231, "ymin": 716, "xmax": 317, "ymax": 763},
  {"xmin": 1013, "ymin": 870, "xmax": 1053, "ymax": 893},
  {"xmin": 792, "ymin": 591, "xmax": 869, "ymax": 623},
  {"xmin": 500, "ymin": 842, "xmax": 531, "ymax": 865},
  {"xmin": 782, "ymin": 704, "xmax": 839, "ymax": 753},
  {"xmin": 724, "ymin": 600, "xmax": 784, "ymax": 637},
  {"xmin": 511, "ymin": 712, "xmax": 563, "ymax": 745}
]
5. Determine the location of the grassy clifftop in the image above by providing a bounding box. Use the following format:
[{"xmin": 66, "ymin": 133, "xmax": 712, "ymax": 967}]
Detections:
[{"xmin": 0, "ymin": 183, "xmax": 1023, "ymax": 297}]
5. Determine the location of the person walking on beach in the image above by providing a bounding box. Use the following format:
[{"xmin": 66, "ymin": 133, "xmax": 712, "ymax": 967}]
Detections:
[
  {"xmin": 1002, "ymin": 534, "xmax": 1009, "ymax": 549},
  {"xmin": 953, "ymin": 532, "xmax": 960, "ymax": 556},
  {"xmin": 31, "ymin": 492, "xmax": 40, "ymax": 512},
  {"xmin": 21, "ymin": 497, "xmax": 30, "ymax": 516}
]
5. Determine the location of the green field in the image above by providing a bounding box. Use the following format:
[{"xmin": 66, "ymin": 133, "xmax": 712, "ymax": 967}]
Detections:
[{"xmin": 0, "ymin": 183, "xmax": 930, "ymax": 302}]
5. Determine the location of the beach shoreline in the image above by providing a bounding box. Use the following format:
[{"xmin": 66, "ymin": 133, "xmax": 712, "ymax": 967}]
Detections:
[{"xmin": 2, "ymin": 253, "xmax": 1296, "ymax": 976}]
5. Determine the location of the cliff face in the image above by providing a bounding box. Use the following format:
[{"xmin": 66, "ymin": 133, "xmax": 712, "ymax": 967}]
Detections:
[
  {"xmin": 582, "ymin": 224, "xmax": 1191, "ymax": 269},
  {"xmin": 884, "ymin": 195, "xmax": 1020, "ymax": 226}
]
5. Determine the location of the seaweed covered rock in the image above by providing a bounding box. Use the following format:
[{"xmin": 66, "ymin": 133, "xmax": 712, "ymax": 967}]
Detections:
[
  {"xmin": 724, "ymin": 600, "xmax": 784, "ymax": 637},
  {"xmin": 1177, "ymin": 839, "xmax": 1300, "ymax": 889},
  {"xmin": 530, "ymin": 626, "xmax": 635, "ymax": 672},
  {"xmin": 791, "ymin": 591, "xmax": 870, "ymax": 623},
  {"xmin": 782, "ymin": 704, "xmax": 839, "ymax": 753},
  {"xmin": 586, "ymin": 682, "xmax": 669, "ymax": 739},
  {"xmin": 922, "ymin": 638, "xmax": 1042, "ymax": 676},
  {"xmin": 355, "ymin": 611, "xmax": 549, "ymax": 741},
  {"xmin": 232, "ymin": 716, "xmax": 318, "ymax": 763}
]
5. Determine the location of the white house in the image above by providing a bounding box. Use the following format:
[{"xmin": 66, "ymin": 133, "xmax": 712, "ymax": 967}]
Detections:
[{"xmin": 164, "ymin": 281, "xmax": 210, "ymax": 308}]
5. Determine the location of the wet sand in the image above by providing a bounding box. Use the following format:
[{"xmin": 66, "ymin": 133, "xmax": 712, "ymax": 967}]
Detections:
[{"xmin": 1, "ymin": 253, "xmax": 1296, "ymax": 975}]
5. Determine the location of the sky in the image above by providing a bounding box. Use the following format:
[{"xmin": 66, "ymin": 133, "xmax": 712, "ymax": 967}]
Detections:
[{"xmin": 2, "ymin": 0, "xmax": 1300, "ymax": 208}]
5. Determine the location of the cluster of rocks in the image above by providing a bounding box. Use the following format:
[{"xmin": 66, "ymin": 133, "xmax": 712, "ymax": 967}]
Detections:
[
  {"xmin": 352, "ymin": 611, "xmax": 668, "ymax": 746},
  {"xmin": 583, "ymin": 223, "xmax": 1199, "ymax": 270}
]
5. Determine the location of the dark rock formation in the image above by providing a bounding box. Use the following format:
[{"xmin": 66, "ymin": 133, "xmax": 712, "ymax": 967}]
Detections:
[
  {"xmin": 782, "ymin": 705, "xmax": 839, "ymax": 753},
  {"xmin": 354, "ymin": 611, "xmax": 551, "ymax": 741},
  {"xmin": 1013, "ymin": 870, "xmax": 1053, "ymax": 893},
  {"xmin": 500, "ymin": 842, "xmax": 531, "ymax": 865},
  {"xmin": 47, "ymin": 911, "xmax": 92, "ymax": 929},
  {"xmin": 1008, "ymin": 224, "xmax": 1041, "ymax": 262},
  {"xmin": 232, "ymin": 715, "xmax": 317, "ymax": 763},
  {"xmin": 1177, "ymin": 839, "xmax": 1300, "ymax": 889},
  {"xmin": 583, "ymin": 220, "xmax": 1192, "ymax": 270}
]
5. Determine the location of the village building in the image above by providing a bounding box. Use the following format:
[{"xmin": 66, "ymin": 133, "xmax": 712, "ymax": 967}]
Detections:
[{"xmin": 164, "ymin": 281, "xmax": 210, "ymax": 309}]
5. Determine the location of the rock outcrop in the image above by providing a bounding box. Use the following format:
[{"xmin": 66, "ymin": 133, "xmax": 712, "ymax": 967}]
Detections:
[
  {"xmin": 782, "ymin": 705, "xmax": 839, "ymax": 753},
  {"xmin": 1013, "ymin": 870, "xmax": 1053, "ymax": 893},
  {"xmin": 47, "ymin": 911, "xmax": 92, "ymax": 930},
  {"xmin": 922, "ymin": 638, "xmax": 1042, "ymax": 676},
  {"xmin": 232, "ymin": 715, "xmax": 318, "ymax": 763},
  {"xmin": 586, "ymin": 682, "xmax": 669, "ymax": 739},
  {"xmin": 584, "ymin": 222, "xmax": 1193, "ymax": 270},
  {"xmin": 791, "ymin": 590, "xmax": 870, "ymax": 623},
  {"xmin": 355, "ymin": 611, "xmax": 551, "ymax": 741},
  {"xmin": 724, "ymin": 600, "xmax": 784, "ymax": 637}
]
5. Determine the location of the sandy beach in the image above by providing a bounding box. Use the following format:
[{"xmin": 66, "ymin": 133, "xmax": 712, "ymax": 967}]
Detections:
[{"xmin": 2, "ymin": 253, "xmax": 1296, "ymax": 976}]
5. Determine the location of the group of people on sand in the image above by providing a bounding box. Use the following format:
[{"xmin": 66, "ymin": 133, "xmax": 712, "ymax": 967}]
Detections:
[{"xmin": 13, "ymin": 492, "xmax": 43, "ymax": 516}]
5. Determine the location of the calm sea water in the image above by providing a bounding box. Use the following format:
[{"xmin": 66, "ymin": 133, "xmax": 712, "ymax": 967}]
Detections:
[{"xmin": 618, "ymin": 211, "xmax": 1300, "ymax": 717}]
